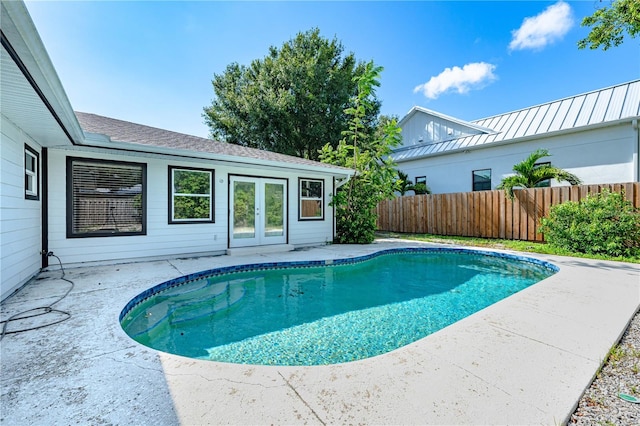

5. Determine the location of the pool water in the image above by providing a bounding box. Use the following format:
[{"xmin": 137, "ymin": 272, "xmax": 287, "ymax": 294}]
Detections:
[{"xmin": 120, "ymin": 249, "xmax": 557, "ymax": 365}]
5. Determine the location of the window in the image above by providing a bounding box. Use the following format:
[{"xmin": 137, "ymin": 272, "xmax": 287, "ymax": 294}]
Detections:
[
  {"xmin": 415, "ymin": 176, "xmax": 426, "ymax": 185},
  {"xmin": 299, "ymin": 178, "xmax": 324, "ymax": 220},
  {"xmin": 67, "ymin": 158, "xmax": 146, "ymax": 237},
  {"xmin": 472, "ymin": 169, "xmax": 491, "ymax": 191},
  {"xmin": 169, "ymin": 166, "xmax": 214, "ymax": 223},
  {"xmin": 534, "ymin": 162, "xmax": 551, "ymax": 188},
  {"xmin": 24, "ymin": 145, "xmax": 38, "ymax": 200}
]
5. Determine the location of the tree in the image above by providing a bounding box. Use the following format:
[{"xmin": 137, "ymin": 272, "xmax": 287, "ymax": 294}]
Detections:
[
  {"xmin": 203, "ymin": 28, "xmax": 379, "ymax": 161},
  {"xmin": 578, "ymin": 0, "xmax": 640, "ymax": 50},
  {"xmin": 320, "ymin": 62, "xmax": 401, "ymax": 243},
  {"xmin": 497, "ymin": 149, "xmax": 582, "ymax": 199}
]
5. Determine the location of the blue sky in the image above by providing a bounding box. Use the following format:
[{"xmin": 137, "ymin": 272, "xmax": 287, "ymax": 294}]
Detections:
[{"xmin": 26, "ymin": 1, "xmax": 639, "ymax": 139}]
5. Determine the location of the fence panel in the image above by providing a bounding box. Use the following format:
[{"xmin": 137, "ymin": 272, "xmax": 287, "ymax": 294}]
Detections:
[{"xmin": 376, "ymin": 182, "xmax": 639, "ymax": 242}]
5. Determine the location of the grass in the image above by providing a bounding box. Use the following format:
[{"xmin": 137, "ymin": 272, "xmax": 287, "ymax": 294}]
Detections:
[{"xmin": 376, "ymin": 232, "xmax": 640, "ymax": 264}]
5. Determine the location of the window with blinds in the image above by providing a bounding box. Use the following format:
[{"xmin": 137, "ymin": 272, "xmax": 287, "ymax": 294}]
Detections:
[
  {"xmin": 299, "ymin": 178, "xmax": 324, "ymax": 220},
  {"xmin": 67, "ymin": 157, "xmax": 146, "ymax": 237}
]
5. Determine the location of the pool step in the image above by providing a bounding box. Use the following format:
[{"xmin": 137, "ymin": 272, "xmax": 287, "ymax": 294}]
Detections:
[
  {"xmin": 124, "ymin": 278, "xmax": 247, "ymax": 337},
  {"xmin": 169, "ymin": 282, "xmax": 245, "ymax": 325}
]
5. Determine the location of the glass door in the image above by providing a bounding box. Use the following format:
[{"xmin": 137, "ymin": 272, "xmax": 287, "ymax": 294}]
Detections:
[{"xmin": 229, "ymin": 176, "xmax": 287, "ymax": 248}]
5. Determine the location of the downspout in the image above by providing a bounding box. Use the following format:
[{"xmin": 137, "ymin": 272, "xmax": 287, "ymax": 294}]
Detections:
[
  {"xmin": 40, "ymin": 147, "xmax": 48, "ymax": 268},
  {"xmin": 633, "ymin": 119, "xmax": 639, "ymax": 182}
]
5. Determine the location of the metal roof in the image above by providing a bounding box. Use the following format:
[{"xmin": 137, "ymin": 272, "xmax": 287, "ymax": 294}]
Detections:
[{"xmin": 392, "ymin": 80, "xmax": 640, "ymax": 162}]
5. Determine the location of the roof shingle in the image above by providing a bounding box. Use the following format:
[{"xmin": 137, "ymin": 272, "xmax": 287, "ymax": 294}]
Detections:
[{"xmin": 75, "ymin": 112, "xmax": 349, "ymax": 172}]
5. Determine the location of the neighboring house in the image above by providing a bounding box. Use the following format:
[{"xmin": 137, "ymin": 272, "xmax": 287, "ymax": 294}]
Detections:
[
  {"xmin": 0, "ymin": 1, "xmax": 352, "ymax": 301},
  {"xmin": 394, "ymin": 81, "xmax": 640, "ymax": 194}
]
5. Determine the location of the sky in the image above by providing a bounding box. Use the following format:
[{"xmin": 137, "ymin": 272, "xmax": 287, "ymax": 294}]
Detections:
[{"xmin": 25, "ymin": 1, "xmax": 639, "ymax": 139}]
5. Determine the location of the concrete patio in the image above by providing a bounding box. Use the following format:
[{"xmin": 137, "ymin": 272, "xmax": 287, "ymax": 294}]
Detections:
[{"xmin": 1, "ymin": 240, "xmax": 639, "ymax": 425}]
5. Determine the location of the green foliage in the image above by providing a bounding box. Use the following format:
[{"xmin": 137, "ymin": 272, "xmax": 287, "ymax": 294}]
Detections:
[
  {"xmin": 173, "ymin": 170, "xmax": 211, "ymax": 220},
  {"xmin": 320, "ymin": 62, "xmax": 401, "ymax": 244},
  {"xmin": 539, "ymin": 190, "xmax": 640, "ymax": 257},
  {"xmin": 411, "ymin": 182, "xmax": 431, "ymax": 195},
  {"xmin": 578, "ymin": 0, "xmax": 640, "ymax": 50},
  {"xmin": 203, "ymin": 28, "xmax": 379, "ymax": 160},
  {"xmin": 396, "ymin": 170, "xmax": 413, "ymax": 196},
  {"xmin": 497, "ymin": 149, "xmax": 581, "ymax": 199}
]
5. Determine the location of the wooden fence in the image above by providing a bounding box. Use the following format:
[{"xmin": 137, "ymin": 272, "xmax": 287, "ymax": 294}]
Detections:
[{"xmin": 376, "ymin": 182, "xmax": 640, "ymax": 242}]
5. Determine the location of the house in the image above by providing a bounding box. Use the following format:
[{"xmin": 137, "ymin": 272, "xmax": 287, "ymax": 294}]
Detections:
[
  {"xmin": 394, "ymin": 81, "xmax": 640, "ymax": 194},
  {"xmin": 0, "ymin": 1, "xmax": 352, "ymax": 301}
]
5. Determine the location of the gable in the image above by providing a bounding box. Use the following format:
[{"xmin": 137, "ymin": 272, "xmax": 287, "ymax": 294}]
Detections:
[
  {"xmin": 397, "ymin": 106, "xmax": 493, "ymax": 148},
  {"xmin": 393, "ymin": 80, "xmax": 640, "ymax": 163}
]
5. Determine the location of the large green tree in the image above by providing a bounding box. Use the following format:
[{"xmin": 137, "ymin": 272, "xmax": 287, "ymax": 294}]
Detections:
[
  {"xmin": 578, "ymin": 0, "xmax": 640, "ymax": 50},
  {"xmin": 320, "ymin": 62, "xmax": 401, "ymax": 243},
  {"xmin": 497, "ymin": 149, "xmax": 582, "ymax": 199},
  {"xmin": 203, "ymin": 28, "xmax": 379, "ymax": 160}
]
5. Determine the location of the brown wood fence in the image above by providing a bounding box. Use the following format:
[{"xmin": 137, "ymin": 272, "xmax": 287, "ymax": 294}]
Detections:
[{"xmin": 376, "ymin": 182, "xmax": 640, "ymax": 242}]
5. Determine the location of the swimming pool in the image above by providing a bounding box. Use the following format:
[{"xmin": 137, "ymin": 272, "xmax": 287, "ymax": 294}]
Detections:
[{"xmin": 120, "ymin": 248, "xmax": 557, "ymax": 365}]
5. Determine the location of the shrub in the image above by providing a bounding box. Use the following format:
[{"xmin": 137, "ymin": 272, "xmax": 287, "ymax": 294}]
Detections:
[
  {"xmin": 411, "ymin": 183, "xmax": 431, "ymax": 195},
  {"xmin": 539, "ymin": 190, "xmax": 640, "ymax": 257}
]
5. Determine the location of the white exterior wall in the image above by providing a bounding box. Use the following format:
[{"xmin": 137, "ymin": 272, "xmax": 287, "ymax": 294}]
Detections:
[
  {"xmin": 397, "ymin": 122, "xmax": 636, "ymax": 194},
  {"xmin": 1, "ymin": 116, "xmax": 42, "ymax": 300},
  {"xmin": 400, "ymin": 113, "xmax": 481, "ymax": 147},
  {"xmin": 47, "ymin": 148, "xmax": 335, "ymax": 267}
]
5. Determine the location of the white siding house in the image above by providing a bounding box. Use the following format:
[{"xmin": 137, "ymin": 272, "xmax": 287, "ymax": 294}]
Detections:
[
  {"xmin": 0, "ymin": 1, "xmax": 352, "ymax": 301},
  {"xmin": 394, "ymin": 82, "xmax": 640, "ymax": 194}
]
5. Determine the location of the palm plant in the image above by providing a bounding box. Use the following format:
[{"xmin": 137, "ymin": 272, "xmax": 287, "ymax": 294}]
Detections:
[
  {"xmin": 396, "ymin": 170, "xmax": 413, "ymax": 196},
  {"xmin": 497, "ymin": 149, "xmax": 582, "ymax": 199}
]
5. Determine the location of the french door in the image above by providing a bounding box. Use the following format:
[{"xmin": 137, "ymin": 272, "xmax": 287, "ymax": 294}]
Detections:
[{"xmin": 229, "ymin": 176, "xmax": 287, "ymax": 248}]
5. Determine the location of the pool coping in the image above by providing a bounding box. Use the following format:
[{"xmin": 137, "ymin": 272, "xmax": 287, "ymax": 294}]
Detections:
[{"xmin": 1, "ymin": 240, "xmax": 639, "ymax": 425}]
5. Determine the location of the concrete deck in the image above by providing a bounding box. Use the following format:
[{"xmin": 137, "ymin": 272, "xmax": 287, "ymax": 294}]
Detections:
[{"xmin": 1, "ymin": 240, "xmax": 638, "ymax": 425}]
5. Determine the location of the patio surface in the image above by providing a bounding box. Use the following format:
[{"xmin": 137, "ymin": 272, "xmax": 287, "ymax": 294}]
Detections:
[{"xmin": 1, "ymin": 239, "xmax": 639, "ymax": 425}]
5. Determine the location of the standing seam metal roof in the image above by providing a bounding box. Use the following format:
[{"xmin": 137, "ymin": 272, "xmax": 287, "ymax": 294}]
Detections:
[{"xmin": 392, "ymin": 80, "xmax": 640, "ymax": 162}]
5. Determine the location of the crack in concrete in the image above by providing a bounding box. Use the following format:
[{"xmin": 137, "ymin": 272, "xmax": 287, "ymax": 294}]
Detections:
[
  {"xmin": 104, "ymin": 356, "xmax": 165, "ymax": 373},
  {"xmin": 161, "ymin": 372, "xmax": 284, "ymax": 389},
  {"xmin": 165, "ymin": 260, "xmax": 184, "ymax": 276},
  {"xmin": 277, "ymin": 371, "xmax": 326, "ymax": 425},
  {"xmin": 87, "ymin": 345, "xmax": 139, "ymax": 360},
  {"xmin": 488, "ymin": 323, "xmax": 597, "ymax": 362}
]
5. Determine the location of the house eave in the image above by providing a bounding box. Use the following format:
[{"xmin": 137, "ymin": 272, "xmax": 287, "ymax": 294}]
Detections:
[
  {"xmin": 394, "ymin": 116, "xmax": 639, "ymax": 163},
  {"xmin": 76, "ymin": 133, "xmax": 354, "ymax": 177},
  {"xmin": 1, "ymin": 1, "xmax": 84, "ymax": 147}
]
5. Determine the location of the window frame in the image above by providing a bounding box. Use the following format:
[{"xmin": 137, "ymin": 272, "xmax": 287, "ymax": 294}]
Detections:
[
  {"xmin": 168, "ymin": 166, "xmax": 215, "ymax": 224},
  {"xmin": 66, "ymin": 157, "xmax": 147, "ymax": 238},
  {"xmin": 24, "ymin": 144, "xmax": 39, "ymax": 200},
  {"xmin": 415, "ymin": 176, "xmax": 427, "ymax": 185},
  {"xmin": 472, "ymin": 168, "xmax": 492, "ymax": 192},
  {"xmin": 298, "ymin": 178, "xmax": 324, "ymax": 221}
]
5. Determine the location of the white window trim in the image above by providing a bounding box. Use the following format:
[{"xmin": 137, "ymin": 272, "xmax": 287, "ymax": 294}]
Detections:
[
  {"xmin": 169, "ymin": 167, "xmax": 214, "ymax": 223},
  {"xmin": 299, "ymin": 178, "xmax": 324, "ymax": 221},
  {"xmin": 25, "ymin": 145, "xmax": 38, "ymax": 200}
]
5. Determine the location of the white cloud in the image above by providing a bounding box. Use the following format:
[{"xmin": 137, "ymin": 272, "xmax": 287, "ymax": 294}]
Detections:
[
  {"xmin": 509, "ymin": 1, "xmax": 573, "ymax": 51},
  {"xmin": 413, "ymin": 62, "xmax": 497, "ymax": 100}
]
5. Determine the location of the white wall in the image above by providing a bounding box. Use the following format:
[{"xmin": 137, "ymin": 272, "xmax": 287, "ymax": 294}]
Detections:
[
  {"xmin": 47, "ymin": 147, "xmax": 336, "ymax": 267},
  {"xmin": 397, "ymin": 122, "xmax": 636, "ymax": 194},
  {"xmin": 400, "ymin": 112, "xmax": 481, "ymax": 147},
  {"xmin": 1, "ymin": 116, "xmax": 42, "ymax": 300}
]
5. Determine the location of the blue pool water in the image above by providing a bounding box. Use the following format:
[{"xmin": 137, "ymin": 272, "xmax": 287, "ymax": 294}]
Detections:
[{"xmin": 120, "ymin": 248, "xmax": 557, "ymax": 366}]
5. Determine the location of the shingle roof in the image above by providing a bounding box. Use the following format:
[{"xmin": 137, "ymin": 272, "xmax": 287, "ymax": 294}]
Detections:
[
  {"xmin": 392, "ymin": 80, "xmax": 640, "ymax": 162},
  {"xmin": 75, "ymin": 112, "xmax": 349, "ymax": 172}
]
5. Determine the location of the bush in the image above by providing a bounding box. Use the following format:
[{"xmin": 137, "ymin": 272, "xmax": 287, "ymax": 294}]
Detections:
[
  {"xmin": 411, "ymin": 183, "xmax": 431, "ymax": 195},
  {"xmin": 539, "ymin": 190, "xmax": 640, "ymax": 257}
]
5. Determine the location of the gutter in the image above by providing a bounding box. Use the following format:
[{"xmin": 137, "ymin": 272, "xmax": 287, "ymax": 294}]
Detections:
[
  {"xmin": 393, "ymin": 117, "xmax": 640, "ymax": 163},
  {"xmin": 64, "ymin": 134, "xmax": 355, "ymax": 178}
]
